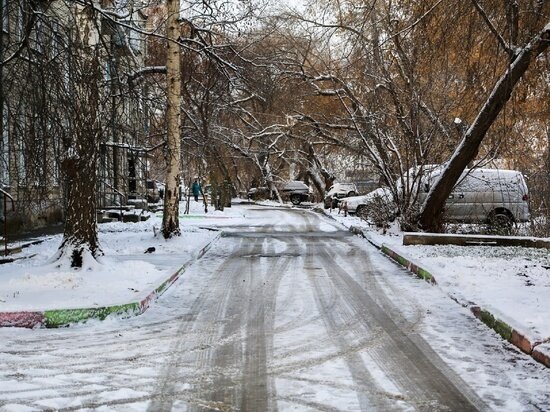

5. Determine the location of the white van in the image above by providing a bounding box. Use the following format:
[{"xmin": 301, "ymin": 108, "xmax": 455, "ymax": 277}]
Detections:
[
  {"xmin": 342, "ymin": 167, "xmax": 530, "ymax": 227},
  {"xmin": 421, "ymin": 168, "xmax": 530, "ymax": 225}
]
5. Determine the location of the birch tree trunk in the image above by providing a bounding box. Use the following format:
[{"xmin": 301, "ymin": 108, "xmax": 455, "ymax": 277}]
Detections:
[
  {"xmin": 162, "ymin": 0, "xmax": 182, "ymax": 238},
  {"xmin": 418, "ymin": 23, "xmax": 550, "ymax": 232}
]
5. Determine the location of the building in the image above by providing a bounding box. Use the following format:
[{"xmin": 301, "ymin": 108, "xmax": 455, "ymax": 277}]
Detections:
[{"xmin": 0, "ymin": 0, "xmax": 154, "ymax": 234}]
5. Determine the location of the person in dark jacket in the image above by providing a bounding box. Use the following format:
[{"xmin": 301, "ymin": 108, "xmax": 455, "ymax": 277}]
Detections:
[{"xmin": 192, "ymin": 179, "xmax": 201, "ymax": 201}]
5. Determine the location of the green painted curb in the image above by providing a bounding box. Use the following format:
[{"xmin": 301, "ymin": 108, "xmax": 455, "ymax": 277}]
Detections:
[
  {"xmin": 380, "ymin": 244, "xmax": 437, "ymax": 285},
  {"xmin": 44, "ymin": 302, "xmax": 141, "ymax": 328},
  {"xmin": 478, "ymin": 309, "xmax": 496, "ymax": 328},
  {"xmin": 37, "ymin": 233, "xmax": 222, "ymax": 328},
  {"xmin": 416, "ymin": 267, "xmax": 434, "ymax": 283},
  {"xmin": 495, "ymin": 319, "xmax": 513, "ymax": 341},
  {"xmin": 475, "ymin": 308, "xmax": 513, "ymax": 342}
]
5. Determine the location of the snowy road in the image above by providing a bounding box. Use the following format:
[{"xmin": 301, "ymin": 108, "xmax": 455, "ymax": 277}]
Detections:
[{"xmin": 1, "ymin": 206, "xmax": 549, "ymax": 411}]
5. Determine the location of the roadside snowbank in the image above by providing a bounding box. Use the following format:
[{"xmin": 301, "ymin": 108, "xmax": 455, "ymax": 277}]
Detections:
[{"xmin": 397, "ymin": 243, "xmax": 550, "ymax": 339}]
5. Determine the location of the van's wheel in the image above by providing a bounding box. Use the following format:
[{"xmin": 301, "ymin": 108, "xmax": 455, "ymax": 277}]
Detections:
[
  {"xmin": 488, "ymin": 211, "xmax": 513, "ymax": 234},
  {"xmin": 347, "ymin": 191, "xmax": 356, "ymax": 197},
  {"xmin": 290, "ymin": 194, "xmax": 301, "ymax": 205},
  {"xmin": 356, "ymin": 205, "xmax": 368, "ymax": 220}
]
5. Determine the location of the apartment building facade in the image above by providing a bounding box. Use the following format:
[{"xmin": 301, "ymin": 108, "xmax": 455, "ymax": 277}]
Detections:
[{"xmin": 0, "ymin": 0, "xmax": 153, "ymax": 233}]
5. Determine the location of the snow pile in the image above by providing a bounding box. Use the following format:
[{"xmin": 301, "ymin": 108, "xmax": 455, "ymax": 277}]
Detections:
[
  {"xmin": 12, "ymin": 271, "xmax": 85, "ymax": 290},
  {"xmin": 2, "ymin": 258, "xmax": 164, "ymax": 311}
]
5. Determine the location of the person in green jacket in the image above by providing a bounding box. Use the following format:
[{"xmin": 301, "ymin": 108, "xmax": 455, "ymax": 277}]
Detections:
[{"xmin": 191, "ymin": 179, "xmax": 201, "ymax": 201}]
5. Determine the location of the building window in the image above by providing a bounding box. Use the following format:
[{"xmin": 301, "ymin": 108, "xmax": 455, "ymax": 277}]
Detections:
[
  {"xmin": 30, "ymin": 15, "xmax": 45, "ymax": 54},
  {"xmin": 15, "ymin": 1, "xmax": 23, "ymax": 39},
  {"xmin": 13, "ymin": 110, "xmax": 26, "ymax": 185}
]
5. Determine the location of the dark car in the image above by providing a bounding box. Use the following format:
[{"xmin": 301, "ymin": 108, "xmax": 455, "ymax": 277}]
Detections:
[
  {"xmin": 247, "ymin": 186, "xmax": 272, "ymax": 200},
  {"xmin": 280, "ymin": 181, "xmax": 312, "ymax": 205}
]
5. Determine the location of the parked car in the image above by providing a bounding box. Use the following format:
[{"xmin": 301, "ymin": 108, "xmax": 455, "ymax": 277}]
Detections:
[
  {"xmin": 324, "ymin": 182, "xmax": 358, "ymax": 208},
  {"xmin": 420, "ymin": 167, "xmax": 530, "ymax": 226},
  {"xmin": 342, "ymin": 167, "xmax": 530, "ymax": 228},
  {"xmin": 247, "ymin": 186, "xmax": 272, "ymax": 200},
  {"xmin": 340, "ymin": 187, "xmax": 394, "ymax": 221},
  {"xmin": 280, "ymin": 181, "xmax": 313, "ymax": 205}
]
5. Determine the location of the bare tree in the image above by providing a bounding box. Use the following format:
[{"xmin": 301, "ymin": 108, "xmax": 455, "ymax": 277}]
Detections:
[
  {"xmin": 0, "ymin": 0, "xmax": 112, "ymax": 266},
  {"xmin": 54, "ymin": 51, "xmax": 105, "ymax": 267}
]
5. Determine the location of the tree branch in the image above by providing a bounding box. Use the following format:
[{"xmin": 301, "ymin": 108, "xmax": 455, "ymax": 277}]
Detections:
[{"xmin": 471, "ymin": 0, "xmax": 515, "ymax": 57}]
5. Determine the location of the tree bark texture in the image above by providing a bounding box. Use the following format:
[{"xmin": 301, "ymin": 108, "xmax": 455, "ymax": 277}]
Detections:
[
  {"xmin": 59, "ymin": 153, "xmax": 100, "ymax": 267},
  {"xmin": 162, "ymin": 0, "xmax": 182, "ymax": 239},
  {"xmin": 418, "ymin": 24, "xmax": 550, "ymax": 232},
  {"xmin": 55, "ymin": 51, "xmax": 103, "ymax": 268}
]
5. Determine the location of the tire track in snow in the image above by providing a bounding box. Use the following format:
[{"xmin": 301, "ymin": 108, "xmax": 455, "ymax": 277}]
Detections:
[
  {"xmin": 315, "ymin": 245, "xmax": 485, "ymax": 411},
  {"xmin": 239, "ymin": 235, "xmax": 294, "ymax": 411},
  {"xmin": 184, "ymin": 233, "xmax": 293, "ymax": 411},
  {"xmin": 305, "ymin": 242, "xmax": 397, "ymax": 411},
  {"xmin": 149, "ymin": 237, "xmax": 256, "ymax": 411}
]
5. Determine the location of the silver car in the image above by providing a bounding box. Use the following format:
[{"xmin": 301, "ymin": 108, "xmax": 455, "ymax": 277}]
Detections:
[
  {"xmin": 342, "ymin": 167, "xmax": 530, "ymax": 228},
  {"xmin": 324, "ymin": 183, "xmax": 358, "ymax": 208}
]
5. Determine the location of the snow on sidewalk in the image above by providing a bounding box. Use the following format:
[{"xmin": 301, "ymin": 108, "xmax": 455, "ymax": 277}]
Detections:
[{"xmin": 0, "ymin": 201, "xmax": 246, "ymax": 314}]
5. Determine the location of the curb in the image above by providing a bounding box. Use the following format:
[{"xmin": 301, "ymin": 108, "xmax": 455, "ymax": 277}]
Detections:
[
  {"xmin": 348, "ymin": 225, "xmax": 550, "ymax": 369},
  {"xmin": 532, "ymin": 344, "xmax": 550, "ymax": 367},
  {"xmin": 0, "ymin": 232, "xmax": 221, "ymax": 329},
  {"xmin": 379, "ymin": 245, "xmax": 437, "ymax": 285}
]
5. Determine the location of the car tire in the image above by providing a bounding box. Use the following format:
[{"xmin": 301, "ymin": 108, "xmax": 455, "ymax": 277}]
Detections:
[
  {"xmin": 488, "ymin": 211, "xmax": 513, "ymax": 234},
  {"xmin": 347, "ymin": 191, "xmax": 356, "ymax": 197},
  {"xmin": 356, "ymin": 204, "xmax": 368, "ymax": 219},
  {"xmin": 290, "ymin": 194, "xmax": 301, "ymax": 205}
]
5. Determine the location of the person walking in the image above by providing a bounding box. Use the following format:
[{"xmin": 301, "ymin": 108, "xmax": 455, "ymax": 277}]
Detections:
[{"xmin": 191, "ymin": 179, "xmax": 201, "ymax": 201}]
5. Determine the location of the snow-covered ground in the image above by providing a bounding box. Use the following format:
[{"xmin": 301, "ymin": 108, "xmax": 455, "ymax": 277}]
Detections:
[
  {"xmin": 1, "ymin": 200, "xmax": 549, "ymax": 347},
  {"xmin": 0, "ymin": 201, "xmax": 549, "ymax": 411},
  {"xmin": 326, "ymin": 209, "xmax": 550, "ymax": 345},
  {"xmin": 0, "ymin": 201, "xmax": 247, "ymax": 312}
]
